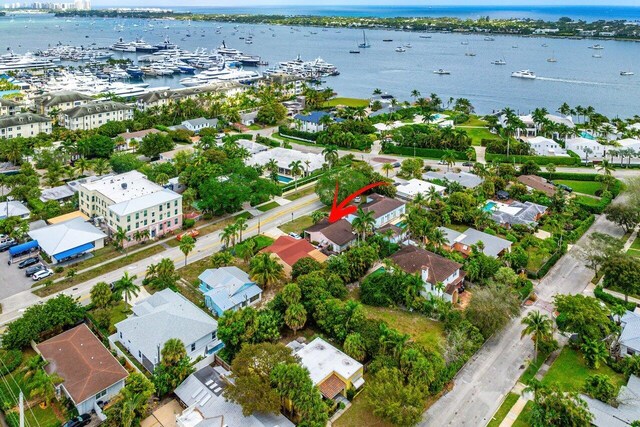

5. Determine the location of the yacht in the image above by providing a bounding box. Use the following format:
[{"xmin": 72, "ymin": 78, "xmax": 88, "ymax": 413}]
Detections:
[
  {"xmin": 492, "ymin": 59, "xmax": 507, "ymax": 65},
  {"xmin": 110, "ymin": 38, "xmax": 136, "ymax": 52},
  {"xmin": 405, "ymin": 43, "xmax": 412, "ymax": 48},
  {"xmin": 433, "ymin": 69, "xmax": 450, "ymax": 75},
  {"xmin": 484, "ymin": 37, "xmax": 495, "ymax": 41},
  {"xmin": 395, "ymin": 46, "xmax": 406, "ymax": 52},
  {"xmin": 589, "ymin": 44, "xmax": 604, "ymax": 49},
  {"xmin": 620, "ymin": 71, "xmax": 634, "ymax": 76},
  {"xmin": 541, "ymin": 43, "xmax": 549, "ymax": 47},
  {"xmin": 125, "ymin": 66, "xmax": 144, "ymax": 78},
  {"xmin": 358, "ymin": 30, "xmax": 371, "ymax": 48},
  {"xmin": 131, "ymin": 39, "xmax": 158, "ymax": 53},
  {"xmin": 0, "ymin": 53, "xmax": 58, "ymax": 72},
  {"xmin": 154, "ymin": 37, "xmax": 179, "ymax": 50},
  {"xmin": 592, "ymin": 54, "xmax": 602, "ymax": 58},
  {"xmin": 511, "ymin": 70, "xmax": 536, "ymax": 79},
  {"xmin": 461, "ymin": 41, "xmax": 469, "ymax": 45},
  {"xmin": 179, "ymin": 67, "xmax": 262, "ymax": 87}
]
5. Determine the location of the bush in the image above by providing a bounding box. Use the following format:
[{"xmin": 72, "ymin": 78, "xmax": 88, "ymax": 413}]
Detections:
[
  {"xmin": 54, "ymin": 266, "xmax": 64, "ymax": 274},
  {"xmin": 278, "ymin": 125, "xmax": 318, "ymax": 142},
  {"xmin": 0, "ymin": 349, "xmax": 22, "ymax": 375},
  {"xmin": 182, "ymin": 218, "xmax": 196, "ymax": 229},
  {"xmin": 222, "ymin": 133, "xmax": 253, "ymax": 143},
  {"xmin": 584, "ymin": 374, "xmax": 616, "ymax": 403},
  {"xmin": 382, "ymin": 145, "xmax": 471, "ymax": 160},
  {"xmin": 526, "ymin": 246, "xmax": 566, "ymax": 279},
  {"xmin": 485, "ymin": 153, "xmax": 579, "ymax": 166},
  {"xmin": 594, "ymin": 285, "xmax": 636, "ymax": 311}
]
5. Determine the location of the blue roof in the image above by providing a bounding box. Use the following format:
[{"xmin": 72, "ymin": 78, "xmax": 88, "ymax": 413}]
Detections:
[
  {"xmin": 53, "ymin": 242, "xmax": 94, "ymax": 261},
  {"xmin": 9, "ymin": 240, "xmax": 38, "ymax": 256},
  {"xmin": 294, "ymin": 111, "xmax": 344, "ymax": 125},
  {"xmin": 205, "ymin": 283, "xmax": 262, "ymax": 312}
]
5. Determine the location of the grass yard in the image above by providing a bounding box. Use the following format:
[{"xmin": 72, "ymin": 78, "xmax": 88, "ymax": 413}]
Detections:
[
  {"xmin": 334, "ymin": 393, "xmax": 394, "ymax": 427},
  {"xmin": 89, "ymin": 300, "xmax": 128, "ymax": 332},
  {"xmin": 177, "ymin": 257, "xmax": 211, "ymax": 285},
  {"xmin": 279, "ymin": 213, "xmax": 316, "ymax": 234},
  {"xmin": 285, "ymin": 186, "xmax": 318, "ymax": 201},
  {"xmin": 487, "ymin": 392, "xmax": 520, "ymax": 427},
  {"xmin": 196, "ymin": 212, "xmax": 252, "ymax": 238},
  {"xmin": 574, "ymin": 195, "xmax": 601, "ymax": 207},
  {"xmin": 256, "ymin": 201, "xmax": 280, "ymax": 212},
  {"xmin": 519, "ymin": 348, "xmax": 553, "ymax": 385},
  {"xmin": 323, "ymin": 97, "xmax": 369, "ymax": 108},
  {"xmin": 627, "ymin": 248, "xmax": 640, "ymax": 258},
  {"xmin": 525, "ymin": 241, "xmax": 552, "ymax": 272},
  {"xmin": 363, "ymin": 305, "xmax": 445, "ymax": 353},
  {"xmin": 542, "ymin": 347, "xmax": 627, "ymax": 393},
  {"xmin": 6, "ymin": 403, "xmax": 62, "ymax": 427},
  {"xmin": 459, "ymin": 115, "xmax": 489, "ymax": 127},
  {"xmin": 630, "ymin": 235, "xmax": 640, "ymax": 251},
  {"xmin": 248, "ymin": 124, "xmax": 262, "ymax": 130},
  {"xmin": 512, "ymin": 400, "xmax": 534, "ymax": 427},
  {"xmin": 553, "ymin": 180, "xmax": 601, "ymax": 196},
  {"xmin": 461, "ymin": 127, "xmax": 499, "ymax": 146}
]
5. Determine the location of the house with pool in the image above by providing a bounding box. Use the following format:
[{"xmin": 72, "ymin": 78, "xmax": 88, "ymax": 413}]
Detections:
[
  {"xmin": 483, "ymin": 199, "xmax": 548, "ymax": 228},
  {"xmin": 248, "ymin": 147, "xmax": 324, "ymax": 182},
  {"xmin": 565, "ymin": 136, "xmax": 606, "ymax": 161},
  {"xmin": 198, "ymin": 266, "xmax": 263, "ymax": 316}
]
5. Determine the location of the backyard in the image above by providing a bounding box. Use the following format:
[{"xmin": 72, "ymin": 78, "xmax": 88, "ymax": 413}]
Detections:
[
  {"xmin": 323, "ymin": 97, "xmax": 370, "ymax": 108},
  {"xmin": 553, "ymin": 180, "xmax": 602, "ymax": 196},
  {"xmin": 334, "ymin": 392, "xmax": 394, "ymax": 427},
  {"xmin": 461, "ymin": 126, "xmax": 499, "ymax": 146}
]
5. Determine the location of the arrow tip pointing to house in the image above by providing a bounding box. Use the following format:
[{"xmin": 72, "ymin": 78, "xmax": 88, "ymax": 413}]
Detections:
[{"xmin": 328, "ymin": 181, "xmax": 389, "ymax": 223}]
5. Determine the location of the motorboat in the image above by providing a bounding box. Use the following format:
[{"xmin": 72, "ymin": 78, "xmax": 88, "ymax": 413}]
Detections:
[
  {"xmin": 484, "ymin": 37, "xmax": 495, "ymax": 41},
  {"xmin": 433, "ymin": 69, "xmax": 450, "ymax": 75},
  {"xmin": 592, "ymin": 54, "xmax": 602, "ymax": 58},
  {"xmin": 126, "ymin": 66, "xmax": 144, "ymax": 78},
  {"xmin": 154, "ymin": 37, "xmax": 179, "ymax": 50},
  {"xmin": 589, "ymin": 44, "xmax": 604, "ymax": 49},
  {"xmin": 620, "ymin": 71, "xmax": 634, "ymax": 76},
  {"xmin": 383, "ymin": 39, "xmax": 393, "ymax": 42},
  {"xmin": 349, "ymin": 50, "xmax": 361, "ymax": 54},
  {"xmin": 511, "ymin": 70, "xmax": 536, "ymax": 79},
  {"xmin": 491, "ymin": 59, "xmax": 507, "ymax": 65},
  {"xmin": 395, "ymin": 46, "xmax": 406, "ymax": 52},
  {"xmin": 110, "ymin": 38, "xmax": 136, "ymax": 52}
]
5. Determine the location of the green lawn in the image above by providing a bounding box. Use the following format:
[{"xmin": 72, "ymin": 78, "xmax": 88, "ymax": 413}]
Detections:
[
  {"xmin": 461, "ymin": 127, "xmax": 499, "ymax": 146},
  {"xmin": 512, "ymin": 400, "xmax": 534, "ymax": 427},
  {"xmin": 257, "ymin": 201, "xmax": 280, "ymax": 212},
  {"xmin": 630, "ymin": 236, "xmax": 640, "ymax": 251},
  {"xmin": 6, "ymin": 403, "xmax": 62, "ymax": 427},
  {"xmin": 488, "ymin": 392, "xmax": 520, "ymax": 427},
  {"xmin": 279, "ymin": 213, "xmax": 316, "ymax": 234},
  {"xmin": 334, "ymin": 392, "xmax": 394, "ymax": 427},
  {"xmin": 323, "ymin": 97, "xmax": 369, "ymax": 108},
  {"xmin": 285, "ymin": 186, "xmax": 318, "ymax": 201},
  {"xmin": 574, "ymin": 195, "xmax": 601, "ymax": 207},
  {"xmin": 177, "ymin": 257, "xmax": 211, "ymax": 286},
  {"xmin": 542, "ymin": 347, "xmax": 627, "ymax": 393},
  {"xmin": 525, "ymin": 239, "xmax": 552, "ymax": 272},
  {"xmin": 519, "ymin": 348, "xmax": 553, "ymax": 385},
  {"xmin": 459, "ymin": 115, "xmax": 489, "ymax": 127},
  {"xmin": 363, "ymin": 305, "xmax": 445, "ymax": 353},
  {"xmin": 554, "ymin": 180, "xmax": 602, "ymax": 196},
  {"xmin": 248, "ymin": 124, "xmax": 262, "ymax": 130},
  {"xmin": 627, "ymin": 248, "xmax": 640, "ymax": 258}
]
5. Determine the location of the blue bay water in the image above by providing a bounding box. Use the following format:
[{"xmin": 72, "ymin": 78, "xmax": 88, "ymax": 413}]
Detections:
[{"xmin": 1, "ymin": 12, "xmax": 640, "ymax": 117}]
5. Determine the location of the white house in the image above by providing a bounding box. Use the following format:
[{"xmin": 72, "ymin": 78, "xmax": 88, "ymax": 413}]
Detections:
[
  {"xmin": 500, "ymin": 113, "xmax": 574, "ymax": 139},
  {"xmin": 249, "ymin": 147, "xmax": 324, "ymax": 177},
  {"xmin": 565, "ymin": 136, "xmax": 606, "ymax": 160},
  {"xmin": 345, "ymin": 194, "xmax": 405, "ymax": 229},
  {"xmin": 527, "ymin": 136, "xmax": 569, "ymax": 157},
  {"xmin": 293, "ymin": 111, "xmax": 343, "ymax": 133},
  {"xmin": 394, "ymin": 178, "xmax": 446, "ymax": 201},
  {"xmin": 59, "ymin": 101, "xmax": 133, "ymax": 131},
  {"xmin": 114, "ymin": 289, "xmax": 222, "ymax": 373},
  {"xmin": 181, "ymin": 117, "xmax": 219, "ymax": 133},
  {"xmin": 618, "ymin": 311, "xmax": 640, "ymax": 358},
  {"xmin": 0, "ymin": 200, "xmax": 30, "ymax": 219}
]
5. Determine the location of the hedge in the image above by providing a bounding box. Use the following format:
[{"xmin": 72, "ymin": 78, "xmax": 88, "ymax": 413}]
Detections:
[
  {"xmin": 575, "ymin": 196, "xmax": 612, "ymax": 214},
  {"xmin": 223, "ymin": 133, "xmax": 253, "ymax": 143},
  {"xmin": 594, "ymin": 285, "xmax": 636, "ymax": 311},
  {"xmin": 282, "ymin": 170, "xmax": 325, "ymax": 192},
  {"xmin": 566, "ymin": 214, "xmax": 595, "ymax": 243},
  {"xmin": 485, "ymin": 153, "xmax": 579, "ymax": 166},
  {"xmin": 382, "ymin": 145, "xmax": 473, "ymax": 160},
  {"xmin": 278, "ymin": 125, "xmax": 319, "ymax": 142},
  {"xmin": 526, "ymin": 246, "xmax": 566, "ymax": 279},
  {"xmin": 0, "ymin": 349, "xmax": 22, "ymax": 375}
]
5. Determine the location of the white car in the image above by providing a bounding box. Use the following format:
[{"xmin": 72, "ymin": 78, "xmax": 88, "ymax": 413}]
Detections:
[
  {"xmin": 32, "ymin": 268, "xmax": 54, "ymax": 281},
  {"xmin": 288, "ymin": 232, "xmax": 302, "ymax": 240}
]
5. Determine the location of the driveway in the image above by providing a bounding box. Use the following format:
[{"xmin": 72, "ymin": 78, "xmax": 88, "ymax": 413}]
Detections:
[{"xmin": 0, "ymin": 250, "xmax": 45, "ymax": 300}]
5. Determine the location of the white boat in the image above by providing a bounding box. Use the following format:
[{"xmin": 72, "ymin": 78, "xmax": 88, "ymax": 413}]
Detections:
[
  {"xmin": 484, "ymin": 37, "xmax": 495, "ymax": 41},
  {"xmin": 179, "ymin": 66, "xmax": 262, "ymax": 87},
  {"xmin": 110, "ymin": 38, "xmax": 137, "ymax": 52},
  {"xmin": 433, "ymin": 69, "xmax": 450, "ymax": 75},
  {"xmin": 511, "ymin": 70, "xmax": 536, "ymax": 79},
  {"xmin": 589, "ymin": 44, "xmax": 604, "ymax": 50},
  {"xmin": 620, "ymin": 71, "xmax": 634, "ymax": 76},
  {"xmin": 0, "ymin": 52, "xmax": 58, "ymax": 72},
  {"xmin": 405, "ymin": 43, "xmax": 412, "ymax": 48},
  {"xmin": 592, "ymin": 54, "xmax": 602, "ymax": 58},
  {"xmin": 395, "ymin": 46, "xmax": 406, "ymax": 52},
  {"xmin": 492, "ymin": 59, "xmax": 507, "ymax": 65},
  {"xmin": 547, "ymin": 52, "xmax": 557, "ymax": 63},
  {"xmin": 358, "ymin": 30, "xmax": 371, "ymax": 48}
]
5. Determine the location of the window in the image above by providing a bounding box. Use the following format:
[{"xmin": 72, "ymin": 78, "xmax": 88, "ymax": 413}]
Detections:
[
  {"xmin": 175, "ymin": 209, "xmax": 178, "ymax": 215},
  {"xmin": 211, "ymin": 331, "xmax": 217, "ymax": 340},
  {"xmin": 135, "ymin": 222, "xmax": 139, "ymax": 228},
  {"xmin": 127, "ymin": 215, "xmax": 131, "ymax": 222},
  {"xmin": 159, "ymin": 214, "xmax": 163, "ymax": 220},
  {"xmin": 138, "ymin": 351, "xmax": 141, "ymax": 358},
  {"xmin": 144, "ymin": 220, "xmax": 147, "ymax": 226},
  {"xmin": 166, "ymin": 202, "xmax": 170, "ymax": 209},
  {"xmin": 159, "ymin": 205, "xmax": 163, "ymax": 212},
  {"xmin": 250, "ymin": 294, "xmax": 260, "ymax": 303},
  {"xmin": 127, "ymin": 225, "xmax": 131, "ymax": 231},
  {"xmin": 174, "ymin": 200, "xmax": 178, "ymax": 207},
  {"xmin": 119, "ymin": 332, "xmax": 122, "ymax": 339},
  {"xmin": 144, "ymin": 210, "xmax": 147, "ymax": 217},
  {"xmin": 135, "ymin": 213, "xmax": 139, "ymax": 220},
  {"xmin": 95, "ymin": 389, "xmax": 107, "ymax": 399},
  {"xmin": 174, "ymin": 218, "xmax": 178, "ymax": 225},
  {"xmin": 190, "ymin": 343, "xmax": 196, "ymax": 352}
]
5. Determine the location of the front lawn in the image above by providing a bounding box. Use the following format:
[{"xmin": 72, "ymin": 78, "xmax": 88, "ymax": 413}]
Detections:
[
  {"xmin": 333, "ymin": 392, "xmax": 394, "ymax": 427},
  {"xmin": 553, "ymin": 180, "xmax": 602, "ymax": 196},
  {"xmin": 324, "ymin": 97, "xmax": 369, "ymax": 108},
  {"xmin": 487, "ymin": 392, "xmax": 520, "ymax": 427},
  {"xmin": 257, "ymin": 201, "xmax": 280, "ymax": 212},
  {"xmin": 461, "ymin": 127, "xmax": 499, "ymax": 146},
  {"xmin": 363, "ymin": 305, "xmax": 445, "ymax": 353},
  {"xmin": 285, "ymin": 186, "xmax": 318, "ymax": 201},
  {"xmin": 512, "ymin": 400, "xmax": 534, "ymax": 427},
  {"xmin": 519, "ymin": 348, "xmax": 553, "ymax": 385},
  {"xmin": 279, "ymin": 213, "xmax": 316, "ymax": 235},
  {"xmin": 542, "ymin": 347, "xmax": 626, "ymax": 393},
  {"xmin": 574, "ymin": 195, "xmax": 601, "ymax": 207},
  {"xmin": 524, "ymin": 238, "xmax": 553, "ymax": 272},
  {"xmin": 88, "ymin": 300, "xmax": 129, "ymax": 333}
]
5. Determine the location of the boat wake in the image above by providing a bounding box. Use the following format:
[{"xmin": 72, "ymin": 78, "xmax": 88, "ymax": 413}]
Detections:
[{"xmin": 535, "ymin": 76, "xmax": 618, "ymax": 87}]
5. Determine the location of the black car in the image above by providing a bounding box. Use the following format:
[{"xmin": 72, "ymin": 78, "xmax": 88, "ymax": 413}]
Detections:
[
  {"xmin": 462, "ymin": 161, "xmax": 474, "ymax": 167},
  {"xmin": 0, "ymin": 239, "xmax": 17, "ymax": 252},
  {"xmin": 18, "ymin": 256, "xmax": 39, "ymax": 269},
  {"xmin": 25, "ymin": 264, "xmax": 45, "ymax": 277},
  {"xmin": 62, "ymin": 414, "xmax": 91, "ymax": 427}
]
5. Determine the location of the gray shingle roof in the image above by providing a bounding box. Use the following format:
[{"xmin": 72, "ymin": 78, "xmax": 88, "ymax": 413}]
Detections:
[
  {"xmin": 39, "ymin": 185, "xmax": 75, "ymax": 202},
  {"xmin": 581, "ymin": 375, "xmax": 640, "ymax": 427},
  {"xmin": 0, "ymin": 112, "xmax": 51, "ymax": 128},
  {"xmin": 62, "ymin": 101, "xmax": 132, "ymax": 119},
  {"xmin": 423, "ymin": 171, "xmax": 483, "ymax": 189},
  {"xmin": 34, "ymin": 91, "xmax": 92, "ymax": 108},
  {"xmin": 0, "ymin": 200, "xmax": 30, "ymax": 218},
  {"xmin": 491, "ymin": 201, "xmax": 548, "ymax": 227},
  {"xmin": 620, "ymin": 311, "xmax": 640, "ymax": 354},
  {"xmin": 440, "ymin": 227, "xmax": 512, "ymax": 257},
  {"xmin": 115, "ymin": 289, "xmax": 217, "ymax": 362}
]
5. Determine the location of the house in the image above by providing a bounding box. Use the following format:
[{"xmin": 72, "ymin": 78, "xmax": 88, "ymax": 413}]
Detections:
[
  {"xmin": 249, "ymin": 147, "xmax": 325, "ymax": 177},
  {"xmin": 59, "ymin": 101, "xmax": 133, "ymax": 131},
  {"xmin": 486, "ymin": 200, "xmax": 548, "ymax": 228},
  {"xmin": 293, "ymin": 111, "xmax": 344, "ymax": 133},
  {"xmin": 423, "ymin": 171, "xmax": 483, "ymax": 189},
  {"xmin": 615, "ymin": 138, "xmax": 640, "ymax": 155},
  {"xmin": 158, "ymin": 145, "xmax": 194, "ymax": 163},
  {"xmin": 78, "ymin": 171, "xmax": 182, "ymax": 247},
  {"xmin": 288, "ymin": 337, "xmax": 365, "ymax": 401},
  {"xmin": 500, "ymin": 113, "xmax": 574, "ymax": 139},
  {"xmin": 0, "ymin": 200, "xmax": 30, "ymax": 219},
  {"xmin": 113, "ymin": 289, "xmax": 222, "ymax": 373},
  {"xmin": 439, "ymin": 226, "xmax": 512, "ymax": 258},
  {"xmin": 565, "ymin": 136, "xmax": 606, "ymax": 160},
  {"xmin": 526, "ymin": 136, "xmax": 569, "ymax": 157},
  {"xmin": 165, "ymin": 177, "xmax": 187, "ymax": 194},
  {"xmin": 517, "ymin": 175, "xmax": 558, "ymax": 197},
  {"xmin": 174, "ymin": 365, "xmax": 294, "ymax": 427},
  {"xmin": 240, "ymin": 111, "xmax": 259, "ymax": 126},
  {"xmin": 369, "ymin": 93, "xmax": 396, "ymax": 108},
  {"xmin": 0, "ymin": 112, "xmax": 52, "ymax": 139},
  {"xmin": 181, "ymin": 117, "xmax": 219, "ymax": 134},
  {"xmin": 581, "ymin": 375, "xmax": 640, "ymax": 427},
  {"xmin": 390, "ymin": 245, "xmax": 466, "ymax": 304},
  {"xmin": 395, "ymin": 178, "xmax": 446, "ymax": 201},
  {"xmin": 39, "ymin": 184, "xmax": 75, "ymax": 204},
  {"xmin": 36, "ymin": 324, "xmax": 128, "ymax": 415},
  {"xmin": 618, "ymin": 311, "xmax": 640, "ymax": 358},
  {"xmin": 117, "ymin": 128, "xmax": 165, "ymax": 151},
  {"xmin": 0, "ymin": 97, "xmax": 20, "ymax": 116},
  {"xmin": 305, "ymin": 218, "xmax": 357, "ymax": 254},
  {"xmin": 33, "ymin": 90, "xmax": 93, "ymax": 115},
  {"xmin": 345, "ymin": 194, "xmax": 406, "ymax": 229},
  {"xmin": 261, "ymin": 235, "xmax": 327, "ymax": 276},
  {"xmin": 27, "ymin": 217, "xmax": 106, "ymax": 264},
  {"xmin": 198, "ymin": 267, "xmax": 263, "ymax": 316},
  {"xmin": 234, "ymin": 139, "xmax": 269, "ymax": 155}
]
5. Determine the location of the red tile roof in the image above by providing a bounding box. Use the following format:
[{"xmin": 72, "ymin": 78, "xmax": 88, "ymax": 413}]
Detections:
[
  {"xmin": 261, "ymin": 236, "xmax": 322, "ymax": 267},
  {"xmin": 318, "ymin": 373, "xmax": 346, "ymax": 399},
  {"xmin": 37, "ymin": 324, "xmax": 128, "ymax": 404}
]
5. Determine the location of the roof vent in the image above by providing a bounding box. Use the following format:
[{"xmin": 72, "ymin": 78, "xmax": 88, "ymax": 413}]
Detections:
[{"xmin": 121, "ymin": 183, "xmax": 127, "ymax": 190}]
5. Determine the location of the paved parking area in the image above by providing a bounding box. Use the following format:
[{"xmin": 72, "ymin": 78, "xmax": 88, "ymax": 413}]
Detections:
[{"xmin": 0, "ymin": 250, "xmax": 46, "ymax": 300}]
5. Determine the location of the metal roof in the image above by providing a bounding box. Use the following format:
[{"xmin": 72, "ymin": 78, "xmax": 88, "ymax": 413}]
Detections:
[{"xmin": 27, "ymin": 217, "xmax": 106, "ymax": 258}]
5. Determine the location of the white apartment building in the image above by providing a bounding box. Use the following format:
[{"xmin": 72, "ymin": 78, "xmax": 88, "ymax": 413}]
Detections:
[
  {"xmin": 33, "ymin": 90, "xmax": 93, "ymax": 116},
  {"xmin": 59, "ymin": 101, "xmax": 133, "ymax": 131},
  {"xmin": 78, "ymin": 171, "xmax": 182, "ymax": 247},
  {"xmin": 0, "ymin": 112, "xmax": 52, "ymax": 139}
]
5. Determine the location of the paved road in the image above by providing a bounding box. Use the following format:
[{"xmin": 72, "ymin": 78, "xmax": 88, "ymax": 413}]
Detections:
[
  {"xmin": 421, "ymin": 198, "xmax": 626, "ymax": 427},
  {"xmin": 0, "ymin": 193, "xmax": 323, "ymax": 327}
]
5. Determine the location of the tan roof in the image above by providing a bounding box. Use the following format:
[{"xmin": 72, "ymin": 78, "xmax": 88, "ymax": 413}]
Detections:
[
  {"xmin": 317, "ymin": 373, "xmax": 346, "ymax": 399},
  {"xmin": 118, "ymin": 128, "xmax": 164, "ymax": 140},
  {"xmin": 516, "ymin": 175, "xmax": 557, "ymax": 197},
  {"xmin": 37, "ymin": 324, "xmax": 128, "ymax": 404},
  {"xmin": 47, "ymin": 210, "xmax": 89, "ymax": 225},
  {"xmin": 390, "ymin": 245, "xmax": 465, "ymax": 293}
]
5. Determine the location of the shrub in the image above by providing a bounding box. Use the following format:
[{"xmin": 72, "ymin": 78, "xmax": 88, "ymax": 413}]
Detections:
[
  {"xmin": 485, "ymin": 153, "xmax": 579, "ymax": 166},
  {"xmin": 0, "ymin": 349, "xmax": 22, "ymax": 375},
  {"xmin": 594, "ymin": 285, "xmax": 636, "ymax": 310},
  {"xmin": 382, "ymin": 145, "xmax": 471, "ymax": 160},
  {"xmin": 182, "ymin": 218, "xmax": 196, "ymax": 229},
  {"xmin": 278, "ymin": 125, "xmax": 318, "ymax": 142},
  {"xmin": 584, "ymin": 374, "xmax": 616, "ymax": 403}
]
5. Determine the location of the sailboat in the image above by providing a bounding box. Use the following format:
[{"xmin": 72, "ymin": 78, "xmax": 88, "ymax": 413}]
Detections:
[
  {"xmin": 358, "ymin": 30, "xmax": 371, "ymax": 48},
  {"xmin": 547, "ymin": 51, "xmax": 557, "ymax": 63}
]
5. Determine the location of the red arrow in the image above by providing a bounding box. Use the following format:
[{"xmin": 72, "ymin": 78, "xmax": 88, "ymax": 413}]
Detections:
[{"xmin": 328, "ymin": 181, "xmax": 389, "ymax": 223}]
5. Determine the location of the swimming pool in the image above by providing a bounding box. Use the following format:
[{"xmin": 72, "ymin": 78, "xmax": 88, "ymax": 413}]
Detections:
[
  {"xmin": 580, "ymin": 131, "xmax": 596, "ymax": 140},
  {"xmin": 433, "ymin": 113, "xmax": 445, "ymax": 120},
  {"xmin": 483, "ymin": 201, "xmax": 497, "ymax": 212},
  {"xmin": 395, "ymin": 221, "xmax": 407, "ymax": 228},
  {"xmin": 277, "ymin": 175, "xmax": 293, "ymax": 183}
]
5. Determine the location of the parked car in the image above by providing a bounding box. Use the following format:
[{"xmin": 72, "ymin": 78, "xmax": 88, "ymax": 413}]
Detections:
[
  {"xmin": 557, "ymin": 184, "xmax": 573, "ymax": 193},
  {"xmin": 392, "ymin": 161, "xmax": 401, "ymax": 168},
  {"xmin": 18, "ymin": 256, "xmax": 39, "ymax": 269},
  {"xmin": 0, "ymin": 239, "xmax": 17, "ymax": 252},
  {"xmin": 32, "ymin": 268, "xmax": 54, "ymax": 281},
  {"xmin": 176, "ymin": 229, "xmax": 200, "ymax": 241},
  {"xmin": 25, "ymin": 264, "xmax": 46, "ymax": 277},
  {"xmin": 63, "ymin": 414, "xmax": 91, "ymax": 427},
  {"xmin": 462, "ymin": 161, "xmax": 474, "ymax": 167},
  {"xmin": 288, "ymin": 232, "xmax": 302, "ymax": 240}
]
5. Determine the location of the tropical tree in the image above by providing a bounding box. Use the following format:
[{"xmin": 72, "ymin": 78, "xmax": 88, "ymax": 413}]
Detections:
[
  {"xmin": 284, "ymin": 302, "xmax": 307, "ymax": 334},
  {"xmin": 161, "ymin": 338, "xmax": 188, "ymax": 366},
  {"xmin": 311, "ymin": 210, "xmax": 328, "ymax": 224},
  {"xmin": 581, "ymin": 337, "xmax": 608, "ymax": 369},
  {"xmin": 351, "ymin": 208, "xmax": 376, "ymax": 241},
  {"xmin": 235, "ymin": 217, "xmax": 248, "ymax": 243},
  {"xmin": 289, "ymin": 160, "xmax": 303, "ymax": 190},
  {"xmin": 90, "ymin": 281, "xmax": 113, "ymax": 309},
  {"xmin": 521, "ymin": 310, "xmax": 554, "ymax": 362},
  {"xmin": 120, "ymin": 388, "xmax": 148, "ymax": 427},
  {"xmin": 343, "ymin": 332, "xmax": 367, "ymax": 361},
  {"xmin": 441, "ymin": 150, "xmax": 456, "ymax": 171},
  {"xmin": 113, "ymin": 227, "xmax": 128, "ymax": 251},
  {"xmin": 249, "ymin": 253, "xmax": 284, "ymax": 288},
  {"xmin": 115, "ymin": 272, "xmax": 139, "ymax": 307},
  {"xmin": 410, "ymin": 89, "xmax": 421, "ymax": 103},
  {"xmin": 20, "ymin": 355, "xmax": 46, "ymax": 381},
  {"xmin": 132, "ymin": 229, "xmax": 150, "ymax": 245},
  {"xmin": 179, "ymin": 235, "xmax": 195, "ymax": 266},
  {"xmin": 91, "ymin": 158, "xmax": 111, "ymax": 175},
  {"xmin": 29, "ymin": 370, "xmax": 62, "ymax": 407},
  {"xmin": 321, "ymin": 145, "xmax": 339, "ymax": 168},
  {"xmin": 382, "ymin": 162, "xmax": 394, "ymax": 177}
]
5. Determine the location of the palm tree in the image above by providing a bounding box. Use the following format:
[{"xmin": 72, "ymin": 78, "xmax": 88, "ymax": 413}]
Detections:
[
  {"xmin": 29, "ymin": 370, "xmax": 62, "ymax": 408},
  {"xmin": 428, "ymin": 227, "xmax": 447, "ymax": 249},
  {"xmin": 116, "ymin": 272, "xmax": 139, "ymax": 307},
  {"xmin": 249, "ymin": 252, "xmax": 284, "ymax": 288},
  {"xmin": 351, "ymin": 208, "xmax": 376, "ymax": 241},
  {"xmin": 155, "ymin": 173, "xmax": 170, "ymax": 186},
  {"xmin": 545, "ymin": 163, "xmax": 556, "ymax": 181},
  {"xmin": 581, "ymin": 337, "xmax": 608, "ymax": 369},
  {"xmin": 113, "ymin": 227, "xmax": 128, "ymax": 251},
  {"xmin": 597, "ymin": 159, "xmax": 613, "ymax": 176},
  {"xmin": 220, "ymin": 225, "xmax": 234, "ymax": 248},
  {"xmin": 521, "ymin": 311, "xmax": 554, "ymax": 363},
  {"xmin": 321, "ymin": 145, "xmax": 339, "ymax": 168},
  {"xmin": 20, "ymin": 355, "xmax": 46, "ymax": 380},
  {"xmin": 91, "ymin": 158, "xmax": 111, "ymax": 175},
  {"xmin": 120, "ymin": 388, "xmax": 147, "ymax": 427},
  {"xmin": 285, "ymin": 303, "xmax": 307, "ymax": 334},
  {"xmin": 161, "ymin": 338, "xmax": 187, "ymax": 366},
  {"xmin": 179, "ymin": 235, "xmax": 195, "ymax": 266},
  {"xmin": 441, "ymin": 150, "xmax": 456, "ymax": 172},
  {"xmin": 235, "ymin": 217, "xmax": 248, "ymax": 243},
  {"xmin": 318, "ymin": 113, "xmax": 334, "ymax": 130},
  {"xmin": 289, "ymin": 160, "xmax": 303, "ymax": 190},
  {"xmin": 372, "ymin": 88, "xmax": 383, "ymax": 95},
  {"xmin": 74, "ymin": 157, "xmax": 90, "ymax": 176},
  {"xmin": 311, "ymin": 210, "xmax": 328, "ymax": 224},
  {"xmin": 381, "ymin": 162, "xmax": 394, "ymax": 177},
  {"xmin": 583, "ymin": 147, "xmax": 594, "ymax": 163},
  {"xmin": 410, "ymin": 89, "xmax": 421, "ymax": 104}
]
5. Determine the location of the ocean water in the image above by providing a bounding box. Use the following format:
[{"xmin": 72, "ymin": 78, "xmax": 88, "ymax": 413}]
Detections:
[{"xmin": 2, "ymin": 13, "xmax": 640, "ymax": 118}]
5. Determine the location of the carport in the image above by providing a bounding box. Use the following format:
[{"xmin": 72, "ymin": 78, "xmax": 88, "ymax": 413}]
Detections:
[
  {"xmin": 53, "ymin": 242, "xmax": 95, "ymax": 263},
  {"xmin": 8, "ymin": 240, "xmax": 38, "ymax": 261}
]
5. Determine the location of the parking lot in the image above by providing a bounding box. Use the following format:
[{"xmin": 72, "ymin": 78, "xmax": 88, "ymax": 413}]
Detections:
[{"xmin": 0, "ymin": 250, "xmax": 48, "ymax": 300}]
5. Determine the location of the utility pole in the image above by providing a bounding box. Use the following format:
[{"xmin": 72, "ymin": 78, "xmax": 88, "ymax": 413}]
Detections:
[{"xmin": 19, "ymin": 391, "xmax": 24, "ymax": 427}]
